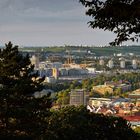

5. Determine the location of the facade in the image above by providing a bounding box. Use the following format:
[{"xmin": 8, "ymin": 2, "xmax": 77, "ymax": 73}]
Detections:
[
  {"xmin": 59, "ymin": 68, "xmax": 88, "ymax": 76},
  {"xmin": 70, "ymin": 89, "xmax": 89, "ymax": 106},
  {"xmin": 105, "ymin": 81, "xmax": 122, "ymax": 86},
  {"xmin": 132, "ymin": 59, "xmax": 137, "ymax": 69},
  {"xmin": 93, "ymin": 85, "xmax": 114, "ymax": 95},
  {"xmin": 128, "ymin": 89, "xmax": 140, "ymax": 100},
  {"xmin": 52, "ymin": 62, "xmax": 62, "ymax": 69},
  {"xmin": 99, "ymin": 59, "xmax": 105, "ymax": 66},
  {"xmin": 116, "ymin": 84, "xmax": 131, "ymax": 92},
  {"xmin": 120, "ymin": 60, "xmax": 125, "ymax": 68},
  {"xmin": 52, "ymin": 68, "xmax": 59, "ymax": 79},
  {"xmin": 39, "ymin": 62, "xmax": 46, "ymax": 69},
  {"xmin": 112, "ymin": 98, "xmax": 131, "ymax": 108},
  {"xmin": 105, "ymin": 81, "xmax": 131, "ymax": 93},
  {"xmin": 108, "ymin": 59, "xmax": 114, "ymax": 68},
  {"xmin": 59, "ymin": 68, "xmax": 69, "ymax": 76},
  {"xmin": 86, "ymin": 67, "xmax": 96, "ymax": 73},
  {"xmin": 44, "ymin": 76, "xmax": 56, "ymax": 83},
  {"xmin": 30, "ymin": 55, "xmax": 39, "ymax": 69},
  {"xmin": 65, "ymin": 68, "xmax": 88, "ymax": 76},
  {"xmin": 89, "ymin": 98, "xmax": 111, "ymax": 107},
  {"xmin": 38, "ymin": 68, "xmax": 52, "ymax": 77}
]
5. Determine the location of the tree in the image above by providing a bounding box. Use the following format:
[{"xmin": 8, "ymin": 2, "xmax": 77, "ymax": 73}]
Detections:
[
  {"xmin": 114, "ymin": 87, "xmax": 123, "ymax": 95},
  {"xmin": 79, "ymin": 0, "xmax": 140, "ymax": 45},
  {"xmin": 45, "ymin": 106, "xmax": 138, "ymax": 140},
  {"xmin": 56, "ymin": 90, "xmax": 70, "ymax": 106},
  {"xmin": 0, "ymin": 42, "xmax": 44, "ymax": 96},
  {"xmin": 0, "ymin": 42, "xmax": 51, "ymax": 139}
]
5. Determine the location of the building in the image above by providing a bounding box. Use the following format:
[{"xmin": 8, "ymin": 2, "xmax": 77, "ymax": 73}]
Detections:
[
  {"xmin": 129, "ymin": 90, "xmax": 140, "ymax": 107},
  {"xmin": 67, "ymin": 68, "xmax": 88, "ymax": 76},
  {"xmin": 105, "ymin": 81, "xmax": 122, "ymax": 87},
  {"xmin": 30, "ymin": 55, "xmax": 39, "ymax": 69},
  {"xmin": 132, "ymin": 59, "xmax": 137, "ymax": 69},
  {"xmin": 86, "ymin": 67, "xmax": 96, "ymax": 74},
  {"xmin": 112, "ymin": 98, "xmax": 131, "ymax": 108},
  {"xmin": 89, "ymin": 98, "xmax": 111, "ymax": 107},
  {"xmin": 52, "ymin": 62, "xmax": 62, "ymax": 69},
  {"xmin": 120, "ymin": 60, "xmax": 125, "ymax": 69},
  {"xmin": 108, "ymin": 59, "xmax": 114, "ymax": 68},
  {"xmin": 116, "ymin": 83, "xmax": 131, "ymax": 92},
  {"xmin": 93, "ymin": 85, "xmax": 114, "ymax": 95},
  {"xmin": 105, "ymin": 81, "xmax": 131, "ymax": 93},
  {"xmin": 70, "ymin": 89, "xmax": 89, "ymax": 106},
  {"xmin": 44, "ymin": 76, "xmax": 56, "ymax": 83},
  {"xmin": 99, "ymin": 59, "xmax": 105, "ymax": 66},
  {"xmin": 39, "ymin": 62, "xmax": 46, "ymax": 69},
  {"xmin": 52, "ymin": 68, "xmax": 59, "ymax": 79},
  {"xmin": 59, "ymin": 68, "xmax": 69, "ymax": 76}
]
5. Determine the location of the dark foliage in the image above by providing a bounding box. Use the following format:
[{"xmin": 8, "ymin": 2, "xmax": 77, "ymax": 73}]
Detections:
[
  {"xmin": 80, "ymin": 0, "xmax": 140, "ymax": 45},
  {"xmin": 45, "ymin": 106, "xmax": 138, "ymax": 140},
  {"xmin": 0, "ymin": 42, "xmax": 52, "ymax": 139}
]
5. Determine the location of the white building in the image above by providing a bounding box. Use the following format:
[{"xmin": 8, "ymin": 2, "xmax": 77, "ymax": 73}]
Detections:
[
  {"xmin": 99, "ymin": 59, "xmax": 105, "ymax": 66},
  {"xmin": 120, "ymin": 60, "xmax": 125, "ymax": 68},
  {"xmin": 132, "ymin": 59, "xmax": 137, "ymax": 69},
  {"xmin": 108, "ymin": 59, "xmax": 114, "ymax": 68},
  {"xmin": 89, "ymin": 98, "xmax": 112, "ymax": 107},
  {"xmin": 30, "ymin": 55, "xmax": 39, "ymax": 69},
  {"xmin": 86, "ymin": 67, "xmax": 96, "ymax": 74},
  {"xmin": 116, "ymin": 53, "xmax": 123, "ymax": 57},
  {"xmin": 44, "ymin": 76, "xmax": 56, "ymax": 83}
]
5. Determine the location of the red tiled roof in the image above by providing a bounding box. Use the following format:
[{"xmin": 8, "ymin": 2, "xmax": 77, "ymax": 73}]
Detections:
[{"xmin": 121, "ymin": 115, "xmax": 140, "ymax": 122}]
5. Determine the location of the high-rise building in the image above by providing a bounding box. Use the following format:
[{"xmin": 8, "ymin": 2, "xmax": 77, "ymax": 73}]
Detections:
[
  {"xmin": 70, "ymin": 89, "xmax": 89, "ymax": 106},
  {"xmin": 45, "ymin": 76, "xmax": 56, "ymax": 83},
  {"xmin": 132, "ymin": 59, "xmax": 137, "ymax": 69},
  {"xmin": 120, "ymin": 60, "xmax": 125, "ymax": 68},
  {"xmin": 99, "ymin": 59, "xmax": 105, "ymax": 66},
  {"xmin": 30, "ymin": 55, "xmax": 39, "ymax": 69},
  {"xmin": 108, "ymin": 59, "xmax": 114, "ymax": 68},
  {"xmin": 52, "ymin": 68, "xmax": 59, "ymax": 79}
]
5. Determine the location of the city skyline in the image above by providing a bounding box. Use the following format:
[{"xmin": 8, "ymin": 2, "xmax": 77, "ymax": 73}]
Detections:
[{"xmin": 0, "ymin": 0, "xmax": 139, "ymax": 46}]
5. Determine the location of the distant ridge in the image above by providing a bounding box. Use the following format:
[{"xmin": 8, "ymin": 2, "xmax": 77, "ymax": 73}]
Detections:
[{"xmin": 18, "ymin": 45, "xmax": 140, "ymax": 56}]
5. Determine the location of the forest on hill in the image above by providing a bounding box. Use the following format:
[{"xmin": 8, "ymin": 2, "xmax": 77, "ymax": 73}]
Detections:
[{"xmin": 19, "ymin": 45, "xmax": 140, "ymax": 56}]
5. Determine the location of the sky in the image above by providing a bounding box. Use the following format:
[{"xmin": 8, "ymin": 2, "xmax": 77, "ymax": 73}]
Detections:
[{"xmin": 0, "ymin": 0, "xmax": 139, "ymax": 46}]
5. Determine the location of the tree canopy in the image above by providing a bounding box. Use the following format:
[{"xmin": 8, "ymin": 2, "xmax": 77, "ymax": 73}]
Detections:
[
  {"xmin": 79, "ymin": 0, "xmax": 140, "ymax": 45},
  {"xmin": 45, "ymin": 106, "xmax": 138, "ymax": 140},
  {"xmin": 0, "ymin": 42, "xmax": 51, "ymax": 139},
  {"xmin": 0, "ymin": 42, "xmax": 44, "ymax": 97}
]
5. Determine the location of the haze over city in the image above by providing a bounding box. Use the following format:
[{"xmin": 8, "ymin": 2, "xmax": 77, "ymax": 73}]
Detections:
[{"xmin": 1, "ymin": 0, "xmax": 138, "ymax": 46}]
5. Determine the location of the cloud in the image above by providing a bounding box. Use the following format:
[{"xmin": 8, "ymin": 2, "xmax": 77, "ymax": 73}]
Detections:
[
  {"xmin": 0, "ymin": 0, "xmax": 81, "ymax": 15},
  {"xmin": 0, "ymin": 0, "xmax": 137, "ymax": 46},
  {"xmin": 0, "ymin": 0, "xmax": 86, "ymax": 24},
  {"xmin": 0, "ymin": 20, "xmax": 116, "ymax": 46}
]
